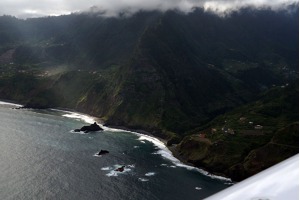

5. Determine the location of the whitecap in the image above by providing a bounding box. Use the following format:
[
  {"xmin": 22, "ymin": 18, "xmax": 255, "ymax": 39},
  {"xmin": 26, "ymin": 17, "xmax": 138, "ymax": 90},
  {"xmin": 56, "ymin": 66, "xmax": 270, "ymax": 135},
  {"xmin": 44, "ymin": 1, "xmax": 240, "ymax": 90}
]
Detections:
[
  {"xmin": 160, "ymin": 164, "xmax": 167, "ymax": 167},
  {"xmin": 145, "ymin": 172, "xmax": 155, "ymax": 176},
  {"xmin": 106, "ymin": 171, "xmax": 119, "ymax": 177},
  {"xmin": 101, "ymin": 167, "xmax": 110, "ymax": 171},
  {"xmin": 133, "ymin": 146, "xmax": 140, "ymax": 149},
  {"xmin": 122, "ymin": 168, "xmax": 132, "ymax": 173},
  {"xmin": 70, "ymin": 130, "xmax": 88, "ymax": 135},
  {"xmin": 93, "ymin": 154, "xmax": 102, "ymax": 158},
  {"xmin": 195, "ymin": 187, "xmax": 202, "ymax": 190},
  {"xmin": 169, "ymin": 165, "xmax": 177, "ymax": 168},
  {"xmin": 106, "ymin": 168, "xmax": 131, "ymax": 177},
  {"xmin": 105, "ymin": 165, "xmax": 132, "ymax": 177},
  {"xmin": 138, "ymin": 178, "xmax": 149, "ymax": 182}
]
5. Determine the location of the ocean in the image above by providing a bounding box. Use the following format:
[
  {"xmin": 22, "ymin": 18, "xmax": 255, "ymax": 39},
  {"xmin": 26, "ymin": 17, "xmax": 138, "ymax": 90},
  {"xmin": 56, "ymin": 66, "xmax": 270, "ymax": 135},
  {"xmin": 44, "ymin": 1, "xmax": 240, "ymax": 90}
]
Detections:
[{"xmin": 0, "ymin": 102, "xmax": 231, "ymax": 200}]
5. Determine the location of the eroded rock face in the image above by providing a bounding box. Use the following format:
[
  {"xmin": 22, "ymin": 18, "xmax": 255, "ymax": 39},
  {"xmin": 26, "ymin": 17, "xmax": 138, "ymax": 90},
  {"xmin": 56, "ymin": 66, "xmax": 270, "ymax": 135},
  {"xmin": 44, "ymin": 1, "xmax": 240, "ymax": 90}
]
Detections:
[{"xmin": 74, "ymin": 122, "xmax": 103, "ymax": 133}]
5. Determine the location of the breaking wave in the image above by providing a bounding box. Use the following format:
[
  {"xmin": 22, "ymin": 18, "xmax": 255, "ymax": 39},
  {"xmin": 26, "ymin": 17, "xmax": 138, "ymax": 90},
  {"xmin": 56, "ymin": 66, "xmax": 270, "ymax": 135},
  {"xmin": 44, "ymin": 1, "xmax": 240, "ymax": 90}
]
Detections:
[
  {"xmin": 0, "ymin": 101, "xmax": 22, "ymax": 107},
  {"xmin": 58, "ymin": 109, "xmax": 232, "ymax": 182},
  {"xmin": 138, "ymin": 178, "xmax": 149, "ymax": 182},
  {"xmin": 145, "ymin": 172, "xmax": 156, "ymax": 177},
  {"xmin": 101, "ymin": 164, "xmax": 135, "ymax": 177},
  {"xmin": 56, "ymin": 110, "xmax": 96, "ymax": 124}
]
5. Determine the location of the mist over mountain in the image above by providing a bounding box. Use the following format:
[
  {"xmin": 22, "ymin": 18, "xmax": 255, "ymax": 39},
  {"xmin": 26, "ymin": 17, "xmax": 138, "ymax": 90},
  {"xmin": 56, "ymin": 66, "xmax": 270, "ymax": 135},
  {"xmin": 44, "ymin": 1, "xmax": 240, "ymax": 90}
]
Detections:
[
  {"xmin": 0, "ymin": 0, "xmax": 298, "ymax": 18},
  {"xmin": 0, "ymin": 5, "xmax": 298, "ymax": 180}
]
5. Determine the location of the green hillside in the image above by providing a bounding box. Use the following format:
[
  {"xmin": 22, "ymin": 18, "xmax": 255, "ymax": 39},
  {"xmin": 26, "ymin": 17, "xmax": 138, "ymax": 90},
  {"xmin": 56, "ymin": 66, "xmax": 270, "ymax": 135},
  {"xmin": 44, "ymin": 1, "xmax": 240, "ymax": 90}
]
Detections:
[
  {"xmin": 177, "ymin": 83, "xmax": 299, "ymax": 181},
  {"xmin": 0, "ymin": 6, "xmax": 298, "ymax": 181}
]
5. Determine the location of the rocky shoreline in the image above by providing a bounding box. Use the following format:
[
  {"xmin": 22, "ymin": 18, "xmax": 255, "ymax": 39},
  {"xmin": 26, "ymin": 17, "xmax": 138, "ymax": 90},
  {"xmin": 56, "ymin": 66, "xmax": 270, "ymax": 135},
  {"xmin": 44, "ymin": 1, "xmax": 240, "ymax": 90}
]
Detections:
[
  {"xmin": 102, "ymin": 124, "xmax": 169, "ymax": 144},
  {"xmin": 100, "ymin": 123, "xmax": 232, "ymax": 181},
  {"xmin": 1, "ymin": 100, "xmax": 232, "ymax": 181},
  {"xmin": 7, "ymin": 100, "xmax": 295, "ymax": 182}
]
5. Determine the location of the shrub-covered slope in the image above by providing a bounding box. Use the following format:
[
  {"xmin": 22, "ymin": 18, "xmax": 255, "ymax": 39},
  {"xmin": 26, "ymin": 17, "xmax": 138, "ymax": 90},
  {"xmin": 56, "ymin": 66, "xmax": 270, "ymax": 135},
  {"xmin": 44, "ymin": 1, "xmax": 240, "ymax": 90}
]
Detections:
[{"xmin": 177, "ymin": 83, "xmax": 299, "ymax": 181}]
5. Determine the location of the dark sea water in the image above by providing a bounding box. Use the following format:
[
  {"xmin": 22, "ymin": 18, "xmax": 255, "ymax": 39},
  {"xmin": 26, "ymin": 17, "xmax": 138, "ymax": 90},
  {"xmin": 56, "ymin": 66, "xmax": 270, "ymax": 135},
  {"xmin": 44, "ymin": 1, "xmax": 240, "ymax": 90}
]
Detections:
[{"xmin": 0, "ymin": 102, "xmax": 231, "ymax": 200}]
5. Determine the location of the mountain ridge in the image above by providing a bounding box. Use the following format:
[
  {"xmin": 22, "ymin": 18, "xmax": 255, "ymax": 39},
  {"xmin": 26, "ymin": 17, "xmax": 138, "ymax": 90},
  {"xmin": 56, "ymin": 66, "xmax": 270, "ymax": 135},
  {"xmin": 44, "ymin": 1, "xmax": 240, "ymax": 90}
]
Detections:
[{"xmin": 0, "ymin": 6, "xmax": 298, "ymax": 181}]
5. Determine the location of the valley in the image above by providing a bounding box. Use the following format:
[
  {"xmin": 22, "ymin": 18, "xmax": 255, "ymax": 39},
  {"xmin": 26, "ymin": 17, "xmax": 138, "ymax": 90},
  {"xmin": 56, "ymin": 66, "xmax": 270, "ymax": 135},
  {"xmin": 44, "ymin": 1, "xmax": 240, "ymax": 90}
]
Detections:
[{"xmin": 0, "ymin": 6, "xmax": 298, "ymax": 181}]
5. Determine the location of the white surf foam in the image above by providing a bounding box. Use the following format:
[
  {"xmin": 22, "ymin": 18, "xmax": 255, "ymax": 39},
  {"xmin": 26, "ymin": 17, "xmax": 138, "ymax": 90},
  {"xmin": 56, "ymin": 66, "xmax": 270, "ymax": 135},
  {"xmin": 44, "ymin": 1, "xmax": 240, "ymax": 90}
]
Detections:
[
  {"xmin": 61, "ymin": 113, "xmax": 96, "ymax": 124},
  {"xmin": 138, "ymin": 178, "xmax": 149, "ymax": 182},
  {"xmin": 145, "ymin": 172, "xmax": 156, "ymax": 177},
  {"xmin": 195, "ymin": 187, "xmax": 202, "ymax": 190},
  {"xmin": 127, "ymin": 164, "xmax": 135, "ymax": 168},
  {"xmin": 93, "ymin": 153, "xmax": 102, "ymax": 158},
  {"xmin": 0, "ymin": 101, "xmax": 22, "ymax": 107},
  {"xmin": 70, "ymin": 130, "xmax": 88, "ymax": 135},
  {"xmin": 106, "ymin": 165, "xmax": 132, "ymax": 177},
  {"xmin": 57, "ymin": 109, "xmax": 232, "ymax": 182},
  {"xmin": 175, "ymin": 163, "xmax": 231, "ymax": 181},
  {"xmin": 106, "ymin": 171, "xmax": 119, "ymax": 177},
  {"xmin": 102, "ymin": 164, "xmax": 134, "ymax": 177},
  {"xmin": 136, "ymin": 136, "xmax": 231, "ymax": 181}
]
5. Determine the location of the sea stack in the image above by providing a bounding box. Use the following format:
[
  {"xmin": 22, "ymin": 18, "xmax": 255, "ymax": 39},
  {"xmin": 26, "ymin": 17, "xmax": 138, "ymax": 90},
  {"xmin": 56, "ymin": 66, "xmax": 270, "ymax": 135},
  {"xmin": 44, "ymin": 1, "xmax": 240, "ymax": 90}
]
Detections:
[
  {"xmin": 74, "ymin": 122, "xmax": 103, "ymax": 133},
  {"xmin": 115, "ymin": 166, "xmax": 125, "ymax": 172},
  {"xmin": 97, "ymin": 150, "xmax": 109, "ymax": 155}
]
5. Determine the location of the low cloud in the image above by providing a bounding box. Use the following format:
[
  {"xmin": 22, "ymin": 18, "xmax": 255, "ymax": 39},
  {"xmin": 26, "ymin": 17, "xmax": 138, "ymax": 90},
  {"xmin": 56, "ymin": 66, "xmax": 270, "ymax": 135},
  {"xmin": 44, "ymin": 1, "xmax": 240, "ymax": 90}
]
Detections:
[
  {"xmin": 0, "ymin": 0, "xmax": 298, "ymax": 18},
  {"xmin": 88, "ymin": 0, "xmax": 299, "ymax": 17}
]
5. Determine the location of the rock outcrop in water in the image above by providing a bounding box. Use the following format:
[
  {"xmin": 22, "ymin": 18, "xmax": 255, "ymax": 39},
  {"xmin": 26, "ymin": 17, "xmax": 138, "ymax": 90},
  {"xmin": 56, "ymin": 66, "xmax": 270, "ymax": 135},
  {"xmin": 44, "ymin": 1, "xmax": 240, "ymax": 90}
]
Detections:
[
  {"xmin": 115, "ymin": 166, "xmax": 125, "ymax": 172},
  {"xmin": 74, "ymin": 122, "xmax": 103, "ymax": 133},
  {"xmin": 97, "ymin": 149, "xmax": 109, "ymax": 155}
]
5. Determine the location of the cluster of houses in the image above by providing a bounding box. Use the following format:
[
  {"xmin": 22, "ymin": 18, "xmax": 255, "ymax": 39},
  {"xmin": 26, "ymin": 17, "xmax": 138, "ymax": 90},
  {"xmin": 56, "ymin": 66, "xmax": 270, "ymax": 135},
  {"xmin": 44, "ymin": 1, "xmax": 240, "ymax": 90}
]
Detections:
[
  {"xmin": 239, "ymin": 117, "xmax": 263, "ymax": 129},
  {"xmin": 199, "ymin": 117, "xmax": 264, "ymax": 138}
]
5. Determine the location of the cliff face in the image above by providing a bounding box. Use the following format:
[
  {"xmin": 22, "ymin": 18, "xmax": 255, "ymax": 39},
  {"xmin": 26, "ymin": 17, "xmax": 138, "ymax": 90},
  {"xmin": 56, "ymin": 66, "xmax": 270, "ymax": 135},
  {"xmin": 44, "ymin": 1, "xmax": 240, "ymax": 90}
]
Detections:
[
  {"xmin": 65, "ymin": 7, "xmax": 298, "ymax": 138},
  {"xmin": 0, "ymin": 7, "xmax": 298, "ymax": 181}
]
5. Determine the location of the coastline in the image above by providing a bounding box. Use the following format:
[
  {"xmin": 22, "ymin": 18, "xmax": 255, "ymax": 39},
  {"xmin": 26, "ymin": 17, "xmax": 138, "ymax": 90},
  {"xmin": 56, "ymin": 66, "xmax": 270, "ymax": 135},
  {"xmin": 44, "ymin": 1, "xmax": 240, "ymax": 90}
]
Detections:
[
  {"xmin": 102, "ymin": 124, "xmax": 168, "ymax": 145},
  {"xmin": 102, "ymin": 123, "xmax": 231, "ymax": 181},
  {"xmin": 0, "ymin": 100, "xmax": 232, "ymax": 182},
  {"xmin": 54, "ymin": 108, "xmax": 232, "ymax": 182},
  {"xmin": 0, "ymin": 99, "xmax": 23, "ymax": 107}
]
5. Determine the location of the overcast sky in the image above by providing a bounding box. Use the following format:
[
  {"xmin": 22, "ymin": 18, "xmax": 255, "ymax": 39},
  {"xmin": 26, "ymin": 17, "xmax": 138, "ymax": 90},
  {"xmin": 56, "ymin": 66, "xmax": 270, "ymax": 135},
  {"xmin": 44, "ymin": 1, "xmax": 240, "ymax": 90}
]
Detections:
[{"xmin": 0, "ymin": 0, "xmax": 298, "ymax": 18}]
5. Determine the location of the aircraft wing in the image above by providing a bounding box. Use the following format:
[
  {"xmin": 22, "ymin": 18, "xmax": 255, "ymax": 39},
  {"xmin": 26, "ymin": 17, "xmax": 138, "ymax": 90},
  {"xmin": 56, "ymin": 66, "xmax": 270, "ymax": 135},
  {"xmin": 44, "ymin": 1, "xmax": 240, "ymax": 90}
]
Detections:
[{"xmin": 205, "ymin": 154, "xmax": 299, "ymax": 200}]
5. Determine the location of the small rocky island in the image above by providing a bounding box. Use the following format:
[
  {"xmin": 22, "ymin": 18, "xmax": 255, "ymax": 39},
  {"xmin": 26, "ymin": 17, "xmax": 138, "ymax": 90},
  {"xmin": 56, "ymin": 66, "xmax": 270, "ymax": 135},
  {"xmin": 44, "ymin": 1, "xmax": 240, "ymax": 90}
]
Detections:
[
  {"xmin": 74, "ymin": 122, "xmax": 103, "ymax": 133},
  {"xmin": 97, "ymin": 150, "xmax": 109, "ymax": 155}
]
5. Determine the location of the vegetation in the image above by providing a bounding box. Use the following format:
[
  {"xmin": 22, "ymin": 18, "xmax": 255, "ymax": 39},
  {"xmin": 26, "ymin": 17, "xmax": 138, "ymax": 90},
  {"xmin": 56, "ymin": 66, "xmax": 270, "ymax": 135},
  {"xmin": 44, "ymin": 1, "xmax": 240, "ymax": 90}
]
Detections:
[
  {"xmin": 177, "ymin": 83, "xmax": 299, "ymax": 180},
  {"xmin": 0, "ymin": 6, "xmax": 298, "ymax": 181}
]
